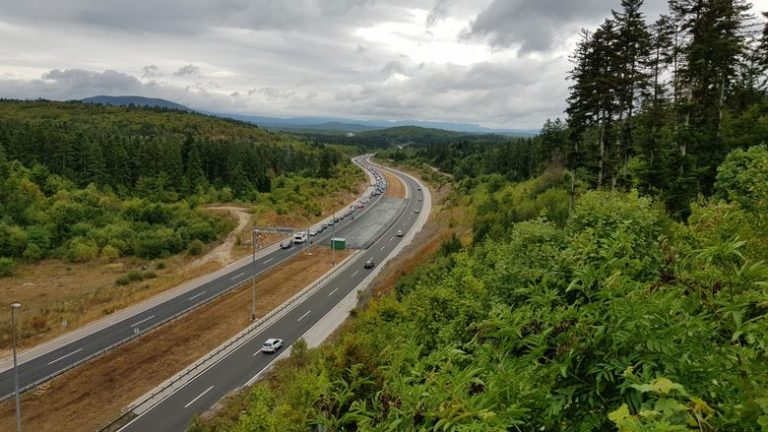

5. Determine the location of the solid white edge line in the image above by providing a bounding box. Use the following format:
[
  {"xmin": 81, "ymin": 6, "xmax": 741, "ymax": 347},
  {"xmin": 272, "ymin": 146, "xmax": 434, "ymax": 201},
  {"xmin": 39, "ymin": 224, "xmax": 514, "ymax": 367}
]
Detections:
[
  {"xmin": 47, "ymin": 348, "xmax": 83, "ymax": 366},
  {"xmin": 184, "ymin": 385, "xmax": 214, "ymax": 409},
  {"xmin": 188, "ymin": 291, "xmax": 207, "ymax": 301},
  {"xmin": 130, "ymin": 315, "xmax": 156, "ymax": 328},
  {"xmin": 297, "ymin": 310, "xmax": 311, "ymax": 322}
]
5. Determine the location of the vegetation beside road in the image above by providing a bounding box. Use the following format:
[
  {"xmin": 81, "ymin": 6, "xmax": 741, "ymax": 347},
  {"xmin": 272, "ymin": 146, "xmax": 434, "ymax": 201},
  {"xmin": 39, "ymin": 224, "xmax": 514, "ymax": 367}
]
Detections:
[
  {"xmin": 188, "ymin": 1, "xmax": 768, "ymax": 430},
  {"xmin": 0, "ymin": 100, "xmax": 365, "ymax": 349}
]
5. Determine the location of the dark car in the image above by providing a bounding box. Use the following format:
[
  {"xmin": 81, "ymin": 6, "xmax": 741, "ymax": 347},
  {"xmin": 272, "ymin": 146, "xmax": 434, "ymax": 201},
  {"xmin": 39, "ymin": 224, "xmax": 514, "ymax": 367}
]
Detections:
[{"xmin": 364, "ymin": 259, "xmax": 375, "ymax": 269}]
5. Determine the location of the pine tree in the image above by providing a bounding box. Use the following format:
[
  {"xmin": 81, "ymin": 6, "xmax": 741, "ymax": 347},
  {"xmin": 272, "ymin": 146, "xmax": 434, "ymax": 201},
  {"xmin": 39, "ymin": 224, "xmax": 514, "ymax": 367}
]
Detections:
[
  {"xmin": 612, "ymin": 0, "xmax": 653, "ymax": 184},
  {"xmin": 669, "ymin": 0, "xmax": 752, "ymax": 195}
]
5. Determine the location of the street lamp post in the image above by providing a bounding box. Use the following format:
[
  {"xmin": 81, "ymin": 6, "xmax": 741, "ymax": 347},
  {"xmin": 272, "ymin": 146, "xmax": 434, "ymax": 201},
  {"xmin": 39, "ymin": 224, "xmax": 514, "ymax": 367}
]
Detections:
[
  {"xmin": 251, "ymin": 229, "xmax": 257, "ymax": 321},
  {"xmin": 11, "ymin": 302, "xmax": 22, "ymax": 432}
]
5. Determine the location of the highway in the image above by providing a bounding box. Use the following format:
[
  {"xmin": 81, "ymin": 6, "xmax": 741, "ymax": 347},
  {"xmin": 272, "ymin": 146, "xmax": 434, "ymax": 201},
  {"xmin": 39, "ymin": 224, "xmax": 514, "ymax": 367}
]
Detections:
[
  {"xmin": 117, "ymin": 163, "xmax": 427, "ymax": 431},
  {"xmin": 0, "ymin": 157, "xmax": 386, "ymax": 401}
]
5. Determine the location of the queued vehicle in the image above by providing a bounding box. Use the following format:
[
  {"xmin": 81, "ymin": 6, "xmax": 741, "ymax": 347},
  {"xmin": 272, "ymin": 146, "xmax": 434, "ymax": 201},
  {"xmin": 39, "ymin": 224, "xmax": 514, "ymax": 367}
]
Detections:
[{"xmin": 280, "ymin": 240, "xmax": 292, "ymax": 249}]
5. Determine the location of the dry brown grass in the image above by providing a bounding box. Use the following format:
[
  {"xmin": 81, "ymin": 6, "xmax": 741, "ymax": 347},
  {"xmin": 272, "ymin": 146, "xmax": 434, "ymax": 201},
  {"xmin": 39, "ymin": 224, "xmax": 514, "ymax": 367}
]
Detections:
[
  {"xmin": 0, "ymin": 247, "xmax": 351, "ymax": 432},
  {"xmin": 381, "ymin": 168, "xmax": 406, "ymax": 199}
]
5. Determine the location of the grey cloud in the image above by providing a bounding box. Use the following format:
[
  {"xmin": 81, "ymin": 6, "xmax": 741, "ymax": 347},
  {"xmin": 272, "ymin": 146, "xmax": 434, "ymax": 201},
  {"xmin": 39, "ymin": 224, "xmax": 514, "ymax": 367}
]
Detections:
[
  {"xmin": 40, "ymin": 69, "xmax": 143, "ymax": 96},
  {"xmin": 142, "ymin": 65, "xmax": 160, "ymax": 78},
  {"xmin": 174, "ymin": 64, "xmax": 201, "ymax": 77},
  {"xmin": 381, "ymin": 61, "xmax": 406, "ymax": 76},
  {"xmin": 464, "ymin": 0, "xmax": 671, "ymax": 54},
  {"xmin": 332, "ymin": 57, "xmax": 568, "ymax": 127},
  {"xmin": 426, "ymin": 0, "xmax": 450, "ymax": 27}
]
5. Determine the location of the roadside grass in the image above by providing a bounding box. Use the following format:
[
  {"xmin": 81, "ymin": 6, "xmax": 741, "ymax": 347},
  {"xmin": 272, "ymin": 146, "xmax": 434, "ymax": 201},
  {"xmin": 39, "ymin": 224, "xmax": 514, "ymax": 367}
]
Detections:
[
  {"xmin": 187, "ymin": 165, "xmax": 470, "ymax": 430},
  {"xmin": 0, "ymin": 165, "xmax": 367, "ymax": 353},
  {"xmin": 0, "ymin": 247, "xmax": 352, "ymax": 432}
]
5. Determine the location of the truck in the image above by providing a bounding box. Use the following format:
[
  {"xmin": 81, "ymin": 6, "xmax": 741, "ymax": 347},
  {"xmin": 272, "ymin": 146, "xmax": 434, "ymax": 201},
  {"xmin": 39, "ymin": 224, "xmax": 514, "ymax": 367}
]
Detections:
[{"xmin": 293, "ymin": 232, "xmax": 308, "ymax": 244}]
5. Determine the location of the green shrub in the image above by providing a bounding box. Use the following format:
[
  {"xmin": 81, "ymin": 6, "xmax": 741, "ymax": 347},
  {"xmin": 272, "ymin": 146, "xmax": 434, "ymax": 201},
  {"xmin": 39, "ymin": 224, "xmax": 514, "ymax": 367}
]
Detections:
[
  {"xmin": 187, "ymin": 239, "xmax": 204, "ymax": 256},
  {"xmin": 155, "ymin": 261, "xmax": 166, "ymax": 270},
  {"xmin": 100, "ymin": 245, "xmax": 120, "ymax": 262},
  {"xmin": 65, "ymin": 238, "xmax": 99, "ymax": 262},
  {"xmin": 0, "ymin": 257, "xmax": 16, "ymax": 277},
  {"xmin": 22, "ymin": 244, "xmax": 45, "ymax": 261}
]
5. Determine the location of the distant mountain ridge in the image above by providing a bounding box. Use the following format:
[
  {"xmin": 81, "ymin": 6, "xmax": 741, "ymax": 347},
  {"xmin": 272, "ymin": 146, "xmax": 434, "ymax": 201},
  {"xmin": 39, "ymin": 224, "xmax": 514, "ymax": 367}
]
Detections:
[
  {"xmin": 80, "ymin": 95, "xmax": 539, "ymax": 136},
  {"xmin": 223, "ymin": 113, "xmax": 539, "ymax": 136},
  {"xmin": 82, "ymin": 95, "xmax": 191, "ymax": 111}
]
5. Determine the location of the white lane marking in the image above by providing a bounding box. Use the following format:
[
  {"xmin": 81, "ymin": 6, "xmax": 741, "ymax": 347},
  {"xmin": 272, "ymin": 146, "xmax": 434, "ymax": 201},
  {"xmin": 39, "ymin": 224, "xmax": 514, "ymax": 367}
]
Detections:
[
  {"xmin": 264, "ymin": 258, "xmax": 273, "ymax": 264},
  {"xmin": 188, "ymin": 290, "xmax": 207, "ymax": 301},
  {"xmin": 351, "ymin": 270, "xmax": 359, "ymax": 278},
  {"xmin": 184, "ymin": 385, "xmax": 214, "ymax": 408},
  {"xmin": 130, "ymin": 315, "xmax": 156, "ymax": 328},
  {"xmin": 328, "ymin": 288, "xmax": 339, "ymax": 296},
  {"xmin": 297, "ymin": 310, "xmax": 311, "ymax": 322},
  {"xmin": 390, "ymin": 237, "xmax": 395, "ymax": 242},
  {"xmin": 380, "ymin": 245, "xmax": 386, "ymax": 251},
  {"xmin": 47, "ymin": 348, "xmax": 83, "ymax": 365},
  {"xmin": 230, "ymin": 272, "xmax": 245, "ymax": 280}
]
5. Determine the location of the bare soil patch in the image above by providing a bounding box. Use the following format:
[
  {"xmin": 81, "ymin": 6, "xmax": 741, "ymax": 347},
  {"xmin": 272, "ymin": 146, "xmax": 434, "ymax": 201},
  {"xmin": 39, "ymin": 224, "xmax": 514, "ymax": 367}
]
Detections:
[
  {"xmin": 0, "ymin": 247, "xmax": 351, "ymax": 432},
  {"xmin": 381, "ymin": 168, "xmax": 406, "ymax": 199},
  {"xmin": 186, "ymin": 206, "xmax": 252, "ymax": 268}
]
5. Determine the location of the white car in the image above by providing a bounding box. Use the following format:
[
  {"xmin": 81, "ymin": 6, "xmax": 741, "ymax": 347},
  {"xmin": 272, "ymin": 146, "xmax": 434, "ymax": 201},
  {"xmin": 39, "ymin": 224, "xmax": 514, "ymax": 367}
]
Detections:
[
  {"xmin": 396, "ymin": 230, "xmax": 404, "ymax": 237},
  {"xmin": 262, "ymin": 338, "xmax": 283, "ymax": 353},
  {"xmin": 309, "ymin": 229, "xmax": 318, "ymax": 236}
]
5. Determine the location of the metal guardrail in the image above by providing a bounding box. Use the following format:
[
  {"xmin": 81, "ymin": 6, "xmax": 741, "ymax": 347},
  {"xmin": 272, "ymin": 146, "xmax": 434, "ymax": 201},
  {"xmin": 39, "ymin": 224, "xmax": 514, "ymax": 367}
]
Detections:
[
  {"xmin": 0, "ymin": 157, "xmax": 380, "ymax": 404},
  {"xmin": 99, "ymin": 157, "xmax": 420, "ymax": 431},
  {"xmin": 97, "ymin": 249, "xmax": 361, "ymax": 432}
]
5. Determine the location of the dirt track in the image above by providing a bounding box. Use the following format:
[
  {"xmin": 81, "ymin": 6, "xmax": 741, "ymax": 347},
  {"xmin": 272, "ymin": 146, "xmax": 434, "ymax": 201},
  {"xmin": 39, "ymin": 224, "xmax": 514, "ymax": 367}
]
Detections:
[{"xmin": 0, "ymin": 247, "xmax": 351, "ymax": 432}]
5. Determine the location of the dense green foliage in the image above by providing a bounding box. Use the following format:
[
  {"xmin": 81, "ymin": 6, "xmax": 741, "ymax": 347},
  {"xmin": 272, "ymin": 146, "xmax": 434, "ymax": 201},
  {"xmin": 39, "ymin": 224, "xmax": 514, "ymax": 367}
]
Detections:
[
  {"xmin": 0, "ymin": 100, "xmax": 355, "ymax": 271},
  {"xmin": 383, "ymin": 2, "xmax": 768, "ymax": 219},
  {"xmin": 193, "ymin": 145, "xmax": 768, "ymax": 431},
  {"xmin": 0, "ymin": 161, "xmax": 235, "ymax": 264},
  {"xmin": 0, "ymin": 100, "xmax": 345, "ymax": 199}
]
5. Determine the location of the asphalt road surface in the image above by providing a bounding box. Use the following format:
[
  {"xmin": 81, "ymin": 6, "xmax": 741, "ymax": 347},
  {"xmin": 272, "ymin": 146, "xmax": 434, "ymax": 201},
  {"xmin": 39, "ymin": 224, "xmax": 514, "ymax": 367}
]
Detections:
[
  {"xmin": 118, "ymin": 164, "xmax": 426, "ymax": 431},
  {"xmin": 0, "ymin": 159, "xmax": 386, "ymax": 401}
]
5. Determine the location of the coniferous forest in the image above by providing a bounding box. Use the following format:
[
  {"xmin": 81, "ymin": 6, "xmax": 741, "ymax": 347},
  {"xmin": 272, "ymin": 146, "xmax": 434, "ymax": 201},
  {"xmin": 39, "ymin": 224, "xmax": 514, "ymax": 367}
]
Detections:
[
  {"xmin": 388, "ymin": 0, "xmax": 767, "ymax": 218},
  {"xmin": 192, "ymin": 1, "xmax": 768, "ymax": 431},
  {"xmin": 0, "ymin": 101, "xmax": 349, "ymax": 273}
]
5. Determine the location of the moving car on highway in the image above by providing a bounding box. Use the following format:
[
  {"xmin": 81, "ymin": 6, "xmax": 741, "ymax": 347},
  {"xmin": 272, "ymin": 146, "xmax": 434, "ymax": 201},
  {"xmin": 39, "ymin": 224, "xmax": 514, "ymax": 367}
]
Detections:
[{"xmin": 262, "ymin": 338, "xmax": 283, "ymax": 353}]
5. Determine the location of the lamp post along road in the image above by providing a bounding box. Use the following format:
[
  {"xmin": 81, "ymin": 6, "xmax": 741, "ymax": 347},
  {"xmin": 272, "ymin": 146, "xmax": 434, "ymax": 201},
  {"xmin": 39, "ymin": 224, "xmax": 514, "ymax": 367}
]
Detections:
[
  {"xmin": 251, "ymin": 229, "xmax": 257, "ymax": 321},
  {"xmin": 11, "ymin": 302, "xmax": 22, "ymax": 432}
]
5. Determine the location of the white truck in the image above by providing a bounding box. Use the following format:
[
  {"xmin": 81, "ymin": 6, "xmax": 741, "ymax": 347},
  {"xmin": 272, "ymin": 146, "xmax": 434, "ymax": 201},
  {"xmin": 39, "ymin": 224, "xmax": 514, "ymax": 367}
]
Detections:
[{"xmin": 293, "ymin": 232, "xmax": 308, "ymax": 244}]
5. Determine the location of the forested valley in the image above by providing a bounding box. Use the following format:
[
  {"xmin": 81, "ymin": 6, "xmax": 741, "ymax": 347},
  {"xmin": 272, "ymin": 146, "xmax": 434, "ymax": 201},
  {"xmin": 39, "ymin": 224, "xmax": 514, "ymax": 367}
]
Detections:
[
  {"xmin": 193, "ymin": 0, "xmax": 768, "ymax": 431},
  {"xmin": 0, "ymin": 100, "xmax": 352, "ymax": 273}
]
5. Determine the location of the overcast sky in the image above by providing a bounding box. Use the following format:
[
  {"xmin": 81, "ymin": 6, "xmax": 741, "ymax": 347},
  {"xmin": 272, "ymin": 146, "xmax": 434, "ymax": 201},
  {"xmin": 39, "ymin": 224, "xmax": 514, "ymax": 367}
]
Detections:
[{"xmin": 0, "ymin": 0, "xmax": 765, "ymax": 129}]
